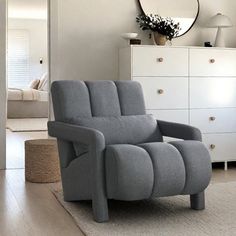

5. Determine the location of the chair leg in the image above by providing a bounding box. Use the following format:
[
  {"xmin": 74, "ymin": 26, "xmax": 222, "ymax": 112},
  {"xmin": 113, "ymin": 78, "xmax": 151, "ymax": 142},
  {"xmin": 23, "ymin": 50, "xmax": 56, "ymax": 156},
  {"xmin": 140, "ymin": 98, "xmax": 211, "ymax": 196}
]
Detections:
[
  {"xmin": 92, "ymin": 196, "xmax": 109, "ymax": 223},
  {"xmin": 190, "ymin": 191, "xmax": 205, "ymax": 210}
]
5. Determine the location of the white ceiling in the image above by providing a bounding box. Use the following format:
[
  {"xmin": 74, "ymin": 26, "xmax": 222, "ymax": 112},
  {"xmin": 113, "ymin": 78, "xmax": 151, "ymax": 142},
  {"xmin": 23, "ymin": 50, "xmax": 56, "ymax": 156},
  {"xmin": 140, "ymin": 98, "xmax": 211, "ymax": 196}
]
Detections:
[{"xmin": 8, "ymin": 0, "xmax": 47, "ymax": 20}]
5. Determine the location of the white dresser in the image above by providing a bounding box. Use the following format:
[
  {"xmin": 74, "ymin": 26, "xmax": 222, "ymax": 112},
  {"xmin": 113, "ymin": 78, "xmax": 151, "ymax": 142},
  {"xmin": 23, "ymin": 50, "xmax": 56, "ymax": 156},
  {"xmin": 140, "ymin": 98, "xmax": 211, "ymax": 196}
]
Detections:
[{"xmin": 119, "ymin": 45, "xmax": 236, "ymax": 169}]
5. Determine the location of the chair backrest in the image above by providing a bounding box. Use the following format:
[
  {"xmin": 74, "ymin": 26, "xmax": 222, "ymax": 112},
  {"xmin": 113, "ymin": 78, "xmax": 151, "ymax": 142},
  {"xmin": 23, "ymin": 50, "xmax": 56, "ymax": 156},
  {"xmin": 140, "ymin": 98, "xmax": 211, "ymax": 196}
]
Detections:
[{"xmin": 51, "ymin": 80, "xmax": 146, "ymax": 122}]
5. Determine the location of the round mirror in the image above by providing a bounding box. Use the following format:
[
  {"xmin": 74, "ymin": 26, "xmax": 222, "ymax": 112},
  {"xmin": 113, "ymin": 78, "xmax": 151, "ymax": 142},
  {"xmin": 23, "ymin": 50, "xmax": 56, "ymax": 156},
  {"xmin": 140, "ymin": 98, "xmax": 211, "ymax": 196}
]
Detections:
[{"xmin": 138, "ymin": 0, "xmax": 200, "ymax": 37}]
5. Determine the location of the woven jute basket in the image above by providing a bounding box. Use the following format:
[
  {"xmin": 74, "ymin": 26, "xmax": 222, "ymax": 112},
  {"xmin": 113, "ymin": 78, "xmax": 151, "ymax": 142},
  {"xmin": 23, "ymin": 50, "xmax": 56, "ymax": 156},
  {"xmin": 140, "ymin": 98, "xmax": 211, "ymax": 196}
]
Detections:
[{"xmin": 25, "ymin": 139, "xmax": 61, "ymax": 183}]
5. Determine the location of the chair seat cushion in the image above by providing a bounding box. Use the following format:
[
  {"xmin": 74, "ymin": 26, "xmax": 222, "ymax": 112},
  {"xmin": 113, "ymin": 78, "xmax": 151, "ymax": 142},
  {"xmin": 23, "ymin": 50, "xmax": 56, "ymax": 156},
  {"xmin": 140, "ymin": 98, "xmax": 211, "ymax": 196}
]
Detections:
[
  {"xmin": 70, "ymin": 115, "xmax": 162, "ymax": 146},
  {"xmin": 169, "ymin": 141, "xmax": 212, "ymax": 195},
  {"xmin": 105, "ymin": 141, "xmax": 211, "ymax": 200},
  {"xmin": 139, "ymin": 142, "xmax": 186, "ymax": 198},
  {"xmin": 105, "ymin": 144, "xmax": 154, "ymax": 200}
]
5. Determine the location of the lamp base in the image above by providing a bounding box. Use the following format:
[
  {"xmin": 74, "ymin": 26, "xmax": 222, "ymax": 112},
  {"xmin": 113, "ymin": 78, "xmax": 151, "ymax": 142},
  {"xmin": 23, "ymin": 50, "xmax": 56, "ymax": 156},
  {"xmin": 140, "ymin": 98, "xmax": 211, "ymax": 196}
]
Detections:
[{"xmin": 215, "ymin": 27, "xmax": 225, "ymax": 47}]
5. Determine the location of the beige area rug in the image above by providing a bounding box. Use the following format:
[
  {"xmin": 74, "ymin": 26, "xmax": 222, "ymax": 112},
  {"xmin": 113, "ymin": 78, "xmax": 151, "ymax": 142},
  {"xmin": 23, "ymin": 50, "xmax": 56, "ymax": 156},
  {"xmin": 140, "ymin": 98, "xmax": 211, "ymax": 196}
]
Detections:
[
  {"xmin": 53, "ymin": 182, "xmax": 236, "ymax": 236},
  {"xmin": 6, "ymin": 118, "xmax": 48, "ymax": 132}
]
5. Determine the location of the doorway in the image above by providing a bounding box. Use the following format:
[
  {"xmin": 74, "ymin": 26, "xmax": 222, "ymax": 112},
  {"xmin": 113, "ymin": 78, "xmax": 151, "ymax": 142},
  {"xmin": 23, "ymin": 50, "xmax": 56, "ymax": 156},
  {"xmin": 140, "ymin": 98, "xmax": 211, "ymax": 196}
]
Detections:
[{"xmin": 6, "ymin": 0, "xmax": 49, "ymax": 169}]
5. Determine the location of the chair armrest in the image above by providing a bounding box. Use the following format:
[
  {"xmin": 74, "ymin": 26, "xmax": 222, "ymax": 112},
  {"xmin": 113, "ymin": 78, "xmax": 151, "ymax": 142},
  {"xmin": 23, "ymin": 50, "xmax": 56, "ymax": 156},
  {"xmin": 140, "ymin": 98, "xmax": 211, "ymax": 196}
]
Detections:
[
  {"xmin": 48, "ymin": 121, "xmax": 107, "ymax": 218},
  {"xmin": 48, "ymin": 121, "xmax": 105, "ymax": 149},
  {"xmin": 157, "ymin": 120, "xmax": 202, "ymax": 141}
]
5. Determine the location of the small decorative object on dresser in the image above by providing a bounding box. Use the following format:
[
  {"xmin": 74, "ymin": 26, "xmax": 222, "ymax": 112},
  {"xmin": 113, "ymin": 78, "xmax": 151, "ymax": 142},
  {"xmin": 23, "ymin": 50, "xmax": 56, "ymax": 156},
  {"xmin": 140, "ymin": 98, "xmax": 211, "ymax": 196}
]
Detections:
[
  {"xmin": 121, "ymin": 33, "xmax": 139, "ymax": 45},
  {"xmin": 136, "ymin": 14, "xmax": 180, "ymax": 45},
  {"xmin": 204, "ymin": 42, "xmax": 213, "ymax": 47},
  {"xmin": 152, "ymin": 32, "xmax": 167, "ymax": 46},
  {"xmin": 119, "ymin": 45, "xmax": 236, "ymax": 170},
  {"xmin": 130, "ymin": 39, "xmax": 141, "ymax": 45},
  {"xmin": 206, "ymin": 13, "xmax": 233, "ymax": 47}
]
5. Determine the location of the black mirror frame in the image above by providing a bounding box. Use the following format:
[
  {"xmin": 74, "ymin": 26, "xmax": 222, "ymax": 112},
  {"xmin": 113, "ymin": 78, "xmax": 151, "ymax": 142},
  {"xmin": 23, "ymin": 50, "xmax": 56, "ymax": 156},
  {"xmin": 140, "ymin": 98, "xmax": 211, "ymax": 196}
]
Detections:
[{"xmin": 137, "ymin": 0, "xmax": 200, "ymax": 38}]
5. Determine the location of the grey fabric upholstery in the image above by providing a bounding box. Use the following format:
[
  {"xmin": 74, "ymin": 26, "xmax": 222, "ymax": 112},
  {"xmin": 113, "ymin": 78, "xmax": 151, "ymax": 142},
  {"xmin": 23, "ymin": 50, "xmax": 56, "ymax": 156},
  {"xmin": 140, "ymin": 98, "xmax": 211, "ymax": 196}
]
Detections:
[
  {"xmin": 158, "ymin": 120, "xmax": 202, "ymax": 141},
  {"xmin": 169, "ymin": 141, "xmax": 212, "ymax": 195},
  {"xmin": 86, "ymin": 81, "xmax": 121, "ymax": 117},
  {"xmin": 115, "ymin": 81, "xmax": 146, "ymax": 115},
  {"xmin": 48, "ymin": 121, "xmax": 108, "ymax": 222},
  {"xmin": 62, "ymin": 152, "xmax": 92, "ymax": 201},
  {"xmin": 139, "ymin": 143, "xmax": 186, "ymax": 197},
  {"xmin": 105, "ymin": 144, "xmax": 154, "ymax": 200},
  {"xmin": 51, "ymin": 80, "xmax": 92, "ymax": 121},
  {"xmin": 69, "ymin": 115, "xmax": 162, "ymax": 147},
  {"xmin": 48, "ymin": 80, "xmax": 212, "ymax": 223}
]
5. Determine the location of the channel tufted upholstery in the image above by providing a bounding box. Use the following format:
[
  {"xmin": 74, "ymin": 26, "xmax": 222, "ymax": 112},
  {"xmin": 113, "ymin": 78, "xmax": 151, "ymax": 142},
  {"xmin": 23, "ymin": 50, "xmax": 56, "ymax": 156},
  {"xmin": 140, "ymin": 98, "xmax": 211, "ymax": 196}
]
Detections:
[
  {"xmin": 51, "ymin": 80, "xmax": 147, "ymax": 120},
  {"xmin": 48, "ymin": 80, "xmax": 212, "ymax": 223}
]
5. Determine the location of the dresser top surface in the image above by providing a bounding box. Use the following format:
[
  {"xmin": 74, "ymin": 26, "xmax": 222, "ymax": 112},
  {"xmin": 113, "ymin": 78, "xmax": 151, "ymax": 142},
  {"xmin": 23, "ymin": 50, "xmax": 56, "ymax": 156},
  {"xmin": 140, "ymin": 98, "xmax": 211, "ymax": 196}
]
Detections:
[{"xmin": 122, "ymin": 45, "xmax": 236, "ymax": 51}]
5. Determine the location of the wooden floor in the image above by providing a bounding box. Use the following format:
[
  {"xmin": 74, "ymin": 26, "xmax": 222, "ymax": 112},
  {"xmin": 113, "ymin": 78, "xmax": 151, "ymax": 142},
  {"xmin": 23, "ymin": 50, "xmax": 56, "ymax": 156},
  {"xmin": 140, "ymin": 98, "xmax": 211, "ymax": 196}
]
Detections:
[
  {"xmin": 0, "ymin": 166, "xmax": 235, "ymax": 236},
  {"xmin": 6, "ymin": 129, "xmax": 48, "ymax": 169},
  {"xmin": 0, "ymin": 169, "xmax": 84, "ymax": 236},
  {"xmin": 3, "ymin": 130, "xmax": 236, "ymax": 235},
  {"xmin": 3, "ymin": 130, "xmax": 84, "ymax": 235}
]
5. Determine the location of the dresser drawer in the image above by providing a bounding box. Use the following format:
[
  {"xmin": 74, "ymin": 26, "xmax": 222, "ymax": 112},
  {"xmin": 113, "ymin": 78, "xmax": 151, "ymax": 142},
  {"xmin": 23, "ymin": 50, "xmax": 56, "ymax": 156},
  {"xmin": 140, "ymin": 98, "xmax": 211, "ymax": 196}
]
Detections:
[
  {"xmin": 134, "ymin": 77, "xmax": 188, "ymax": 109},
  {"xmin": 147, "ymin": 109, "xmax": 189, "ymax": 124},
  {"xmin": 190, "ymin": 77, "xmax": 236, "ymax": 108},
  {"xmin": 190, "ymin": 108, "xmax": 236, "ymax": 133},
  {"xmin": 203, "ymin": 134, "xmax": 236, "ymax": 162},
  {"xmin": 132, "ymin": 47, "xmax": 188, "ymax": 77},
  {"xmin": 190, "ymin": 49, "xmax": 236, "ymax": 76}
]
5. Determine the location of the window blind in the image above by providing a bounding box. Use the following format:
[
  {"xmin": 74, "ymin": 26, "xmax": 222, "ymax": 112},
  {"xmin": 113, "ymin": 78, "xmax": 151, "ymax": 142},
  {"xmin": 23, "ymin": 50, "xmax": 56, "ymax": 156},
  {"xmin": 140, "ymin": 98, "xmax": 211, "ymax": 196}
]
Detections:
[{"xmin": 8, "ymin": 30, "xmax": 30, "ymax": 89}]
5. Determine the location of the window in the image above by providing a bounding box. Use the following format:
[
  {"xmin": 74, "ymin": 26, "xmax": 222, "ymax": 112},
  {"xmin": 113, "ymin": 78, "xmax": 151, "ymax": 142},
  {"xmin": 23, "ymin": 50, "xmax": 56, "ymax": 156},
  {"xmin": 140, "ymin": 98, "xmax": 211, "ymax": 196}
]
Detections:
[{"xmin": 8, "ymin": 30, "xmax": 30, "ymax": 88}]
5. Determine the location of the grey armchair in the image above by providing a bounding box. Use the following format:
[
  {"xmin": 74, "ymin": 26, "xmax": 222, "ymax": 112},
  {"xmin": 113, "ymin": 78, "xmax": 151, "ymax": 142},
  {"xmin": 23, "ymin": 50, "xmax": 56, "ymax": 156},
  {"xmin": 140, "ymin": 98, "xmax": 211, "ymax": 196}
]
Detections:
[{"xmin": 48, "ymin": 80, "xmax": 212, "ymax": 223}]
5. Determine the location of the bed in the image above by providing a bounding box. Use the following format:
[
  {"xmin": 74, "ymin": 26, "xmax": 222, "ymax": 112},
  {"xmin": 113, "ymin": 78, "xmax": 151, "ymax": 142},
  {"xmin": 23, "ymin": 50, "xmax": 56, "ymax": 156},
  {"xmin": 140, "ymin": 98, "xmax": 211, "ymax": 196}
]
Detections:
[{"xmin": 7, "ymin": 88, "xmax": 48, "ymax": 118}]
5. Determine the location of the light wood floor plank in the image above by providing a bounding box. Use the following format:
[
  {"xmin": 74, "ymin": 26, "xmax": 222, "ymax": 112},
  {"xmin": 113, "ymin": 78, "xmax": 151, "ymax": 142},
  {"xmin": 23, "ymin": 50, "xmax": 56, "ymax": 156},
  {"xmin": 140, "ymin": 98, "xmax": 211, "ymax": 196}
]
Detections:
[
  {"xmin": 0, "ymin": 171, "xmax": 33, "ymax": 236},
  {"xmin": 0, "ymin": 170, "xmax": 84, "ymax": 236}
]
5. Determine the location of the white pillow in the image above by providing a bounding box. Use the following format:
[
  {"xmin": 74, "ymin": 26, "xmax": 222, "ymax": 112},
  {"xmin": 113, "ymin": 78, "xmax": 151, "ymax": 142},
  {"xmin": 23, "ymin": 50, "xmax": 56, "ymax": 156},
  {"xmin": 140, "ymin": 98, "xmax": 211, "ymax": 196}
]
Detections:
[
  {"xmin": 38, "ymin": 73, "xmax": 48, "ymax": 91},
  {"xmin": 40, "ymin": 79, "xmax": 48, "ymax": 91},
  {"xmin": 28, "ymin": 79, "xmax": 40, "ymax": 89}
]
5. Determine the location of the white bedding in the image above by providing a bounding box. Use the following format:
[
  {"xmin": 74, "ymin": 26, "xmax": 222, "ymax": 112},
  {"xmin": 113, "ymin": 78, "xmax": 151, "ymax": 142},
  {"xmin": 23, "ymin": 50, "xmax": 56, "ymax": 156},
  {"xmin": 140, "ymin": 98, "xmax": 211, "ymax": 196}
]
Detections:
[
  {"xmin": 8, "ymin": 88, "xmax": 48, "ymax": 102},
  {"xmin": 38, "ymin": 90, "xmax": 48, "ymax": 102}
]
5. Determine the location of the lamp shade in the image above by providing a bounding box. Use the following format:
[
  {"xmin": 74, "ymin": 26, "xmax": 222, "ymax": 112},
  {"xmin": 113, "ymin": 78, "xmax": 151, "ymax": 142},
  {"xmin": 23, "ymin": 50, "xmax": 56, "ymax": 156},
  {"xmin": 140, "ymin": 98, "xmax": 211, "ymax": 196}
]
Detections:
[{"xmin": 206, "ymin": 13, "xmax": 233, "ymax": 28}]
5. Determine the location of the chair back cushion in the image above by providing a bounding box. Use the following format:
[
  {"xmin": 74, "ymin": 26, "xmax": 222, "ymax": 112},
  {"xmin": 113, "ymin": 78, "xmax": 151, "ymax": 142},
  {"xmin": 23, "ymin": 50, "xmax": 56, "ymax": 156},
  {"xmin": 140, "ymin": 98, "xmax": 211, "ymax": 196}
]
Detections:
[
  {"xmin": 51, "ymin": 80, "xmax": 164, "ymax": 149},
  {"xmin": 70, "ymin": 115, "xmax": 163, "ymax": 146},
  {"xmin": 51, "ymin": 80, "xmax": 146, "ymax": 121},
  {"xmin": 51, "ymin": 80, "xmax": 92, "ymax": 121}
]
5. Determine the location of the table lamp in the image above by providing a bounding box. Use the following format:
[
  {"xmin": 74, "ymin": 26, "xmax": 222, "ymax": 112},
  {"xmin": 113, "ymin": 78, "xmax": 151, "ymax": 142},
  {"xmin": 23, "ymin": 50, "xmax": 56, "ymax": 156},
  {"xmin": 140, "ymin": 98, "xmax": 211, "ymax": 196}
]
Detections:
[{"xmin": 206, "ymin": 13, "xmax": 233, "ymax": 47}]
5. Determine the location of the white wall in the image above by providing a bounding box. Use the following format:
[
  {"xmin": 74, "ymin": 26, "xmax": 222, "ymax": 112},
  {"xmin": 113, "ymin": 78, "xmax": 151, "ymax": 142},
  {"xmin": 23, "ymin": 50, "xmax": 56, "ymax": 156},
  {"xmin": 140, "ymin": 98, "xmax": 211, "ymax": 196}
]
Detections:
[
  {"xmin": 0, "ymin": 0, "xmax": 6, "ymax": 169},
  {"xmin": 53, "ymin": 0, "xmax": 148, "ymax": 82},
  {"xmin": 8, "ymin": 19, "xmax": 47, "ymax": 82},
  {"xmin": 51, "ymin": 0, "xmax": 236, "ymax": 83}
]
